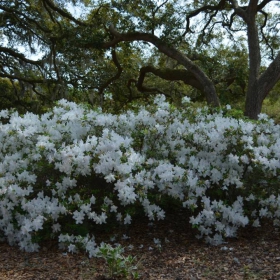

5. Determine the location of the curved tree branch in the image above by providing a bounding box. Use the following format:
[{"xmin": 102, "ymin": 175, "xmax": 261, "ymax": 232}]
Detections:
[
  {"xmin": 98, "ymin": 48, "xmax": 123, "ymax": 107},
  {"xmin": 0, "ymin": 47, "xmax": 43, "ymax": 66},
  {"xmin": 259, "ymin": 10, "xmax": 274, "ymax": 59},
  {"xmin": 42, "ymin": 0, "xmax": 89, "ymax": 26},
  {"xmin": 258, "ymin": 0, "xmax": 274, "ymax": 10},
  {"xmin": 185, "ymin": 0, "xmax": 227, "ymax": 33},
  {"xmin": 228, "ymin": 0, "xmax": 248, "ymax": 22},
  {"xmin": 134, "ymin": 65, "xmax": 246, "ymax": 97},
  {"xmin": 103, "ymin": 25, "xmax": 220, "ymax": 107},
  {"xmin": 136, "ymin": 66, "xmax": 204, "ymax": 93}
]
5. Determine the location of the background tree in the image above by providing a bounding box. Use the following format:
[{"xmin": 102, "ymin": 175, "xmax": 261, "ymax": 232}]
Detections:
[
  {"xmin": 1, "ymin": 0, "xmax": 280, "ymax": 119},
  {"xmin": 0, "ymin": 0, "xmax": 96, "ymax": 111},
  {"xmin": 100, "ymin": 0, "xmax": 280, "ymax": 119}
]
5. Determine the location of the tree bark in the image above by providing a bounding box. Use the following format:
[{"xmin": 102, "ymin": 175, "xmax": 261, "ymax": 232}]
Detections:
[
  {"xmin": 243, "ymin": 1, "xmax": 261, "ymax": 119},
  {"xmin": 232, "ymin": 0, "xmax": 280, "ymax": 119},
  {"xmin": 245, "ymin": 52, "xmax": 280, "ymax": 119}
]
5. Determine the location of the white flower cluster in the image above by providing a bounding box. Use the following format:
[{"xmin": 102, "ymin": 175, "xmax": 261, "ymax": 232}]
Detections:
[{"xmin": 0, "ymin": 95, "xmax": 280, "ymax": 255}]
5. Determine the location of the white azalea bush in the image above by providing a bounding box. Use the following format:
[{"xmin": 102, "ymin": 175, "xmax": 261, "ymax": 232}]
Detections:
[{"xmin": 0, "ymin": 95, "xmax": 279, "ymax": 255}]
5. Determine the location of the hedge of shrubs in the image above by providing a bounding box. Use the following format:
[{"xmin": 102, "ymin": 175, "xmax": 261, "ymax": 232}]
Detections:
[{"xmin": 0, "ymin": 95, "xmax": 279, "ymax": 256}]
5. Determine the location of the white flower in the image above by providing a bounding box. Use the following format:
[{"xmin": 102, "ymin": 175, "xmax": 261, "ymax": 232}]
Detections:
[
  {"xmin": 259, "ymin": 208, "xmax": 268, "ymax": 217},
  {"xmin": 80, "ymin": 203, "xmax": 91, "ymax": 213},
  {"xmin": 252, "ymin": 218, "xmax": 260, "ymax": 227},
  {"xmin": 122, "ymin": 234, "xmax": 129, "ymax": 240},
  {"xmin": 90, "ymin": 195, "xmax": 96, "ymax": 204},
  {"xmin": 182, "ymin": 96, "xmax": 191, "ymax": 104},
  {"xmin": 124, "ymin": 214, "xmax": 132, "ymax": 225},
  {"xmin": 157, "ymin": 210, "xmax": 165, "ymax": 220},
  {"xmin": 127, "ymin": 244, "xmax": 134, "ymax": 250},
  {"xmin": 68, "ymin": 244, "xmax": 76, "ymax": 253},
  {"xmin": 104, "ymin": 174, "xmax": 115, "ymax": 183},
  {"xmin": 153, "ymin": 94, "xmax": 166, "ymax": 105},
  {"xmin": 32, "ymin": 215, "xmax": 45, "ymax": 231},
  {"xmin": 116, "ymin": 213, "xmax": 122, "ymax": 221},
  {"xmin": 99, "ymin": 212, "xmax": 107, "ymax": 223},
  {"xmin": 21, "ymin": 218, "xmax": 32, "ymax": 234},
  {"xmin": 258, "ymin": 113, "xmax": 269, "ymax": 120},
  {"xmin": 52, "ymin": 223, "xmax": 61, "ymax": 233},
  {"xmin": 74, "ymin": 193, "xmax": 81, "ymax": 203},
  {"xmin": 110, "ymin": 235, "xmax": 117, "ymax": 242},
  {"xmin": 220, "ymin": 246, "xmax": 228, "ymax": 251},
  {"xmin": 153, "ymin": 238, "xmax": 161, "ymax": 245},
  {"xmin": 73, "ymin": 210, "xmax": 85, "ymax": 224},
  {"xmin": 88, "ymin": 211, "xmax": 97, "ymax": 220},
  {"xmin": 246, "ymin": 194, "xmax": 255, "ymax": 201}
]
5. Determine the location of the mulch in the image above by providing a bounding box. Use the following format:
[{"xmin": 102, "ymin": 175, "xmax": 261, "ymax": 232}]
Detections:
[{"xmin": 1, "ymin": 210, "xmax": 280, "ymax": 279}]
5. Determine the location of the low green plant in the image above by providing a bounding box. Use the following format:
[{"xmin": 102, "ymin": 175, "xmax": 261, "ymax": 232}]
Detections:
[{"xmin": 97, "ymin": 243, "xmax": 141, "ymax": 279}]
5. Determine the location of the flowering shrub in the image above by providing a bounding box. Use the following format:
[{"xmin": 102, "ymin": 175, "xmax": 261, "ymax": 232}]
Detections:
[{"xmin": 0, "ymin": 95, "xmax": 279, "ymax": 255}]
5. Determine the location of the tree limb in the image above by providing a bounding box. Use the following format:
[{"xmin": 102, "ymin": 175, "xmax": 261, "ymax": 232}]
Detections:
[
  {"xmin": 42, "ymin": 0, "xmax": 89, "ymax": 26},
  {"xmin": 185, "ymin": 0, "xmax": 227, "ymax": 33},
  {"xmin": 103, "ymin": 25, "xmax": 220, "ymax": 107},
  {"xmin": 98, "ymin": 48, "xmax": 123, "ymax": 106},
  {"xmin": 135, "ymin": 65, "xmax": 204, "ymax": 93},
  {"xmin": 0, "ymin": 47, "xmax": 43, "ymax": 66},
  {"xmin": 228, "ymin": 0, "xmax": 247, "ymax": 20},
  {"xmin": 258, "ymin": 0, "xmax": 274, "ymax": 11}
]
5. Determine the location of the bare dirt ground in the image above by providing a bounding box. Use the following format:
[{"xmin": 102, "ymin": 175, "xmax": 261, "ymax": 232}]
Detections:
[{"xmin": 1, "ymin": 211, "xmax": 280, "ymax": 280}]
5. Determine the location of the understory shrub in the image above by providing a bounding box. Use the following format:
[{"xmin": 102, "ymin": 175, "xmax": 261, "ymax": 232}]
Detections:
[{"xmin": 0, "ymin": 95, "xmax": 279, "ymax": 255}]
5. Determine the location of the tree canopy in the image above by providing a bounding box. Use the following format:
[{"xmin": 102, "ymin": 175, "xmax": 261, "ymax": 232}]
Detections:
[{"xmin": 1, "ymin": 0, "xmax": 280, "ymax": 118}]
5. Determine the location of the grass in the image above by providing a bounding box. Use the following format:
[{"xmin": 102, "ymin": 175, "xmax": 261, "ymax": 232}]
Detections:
[{"xmin": 262, "ymin": 97, "xmax": 280, "ymax": 124}]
